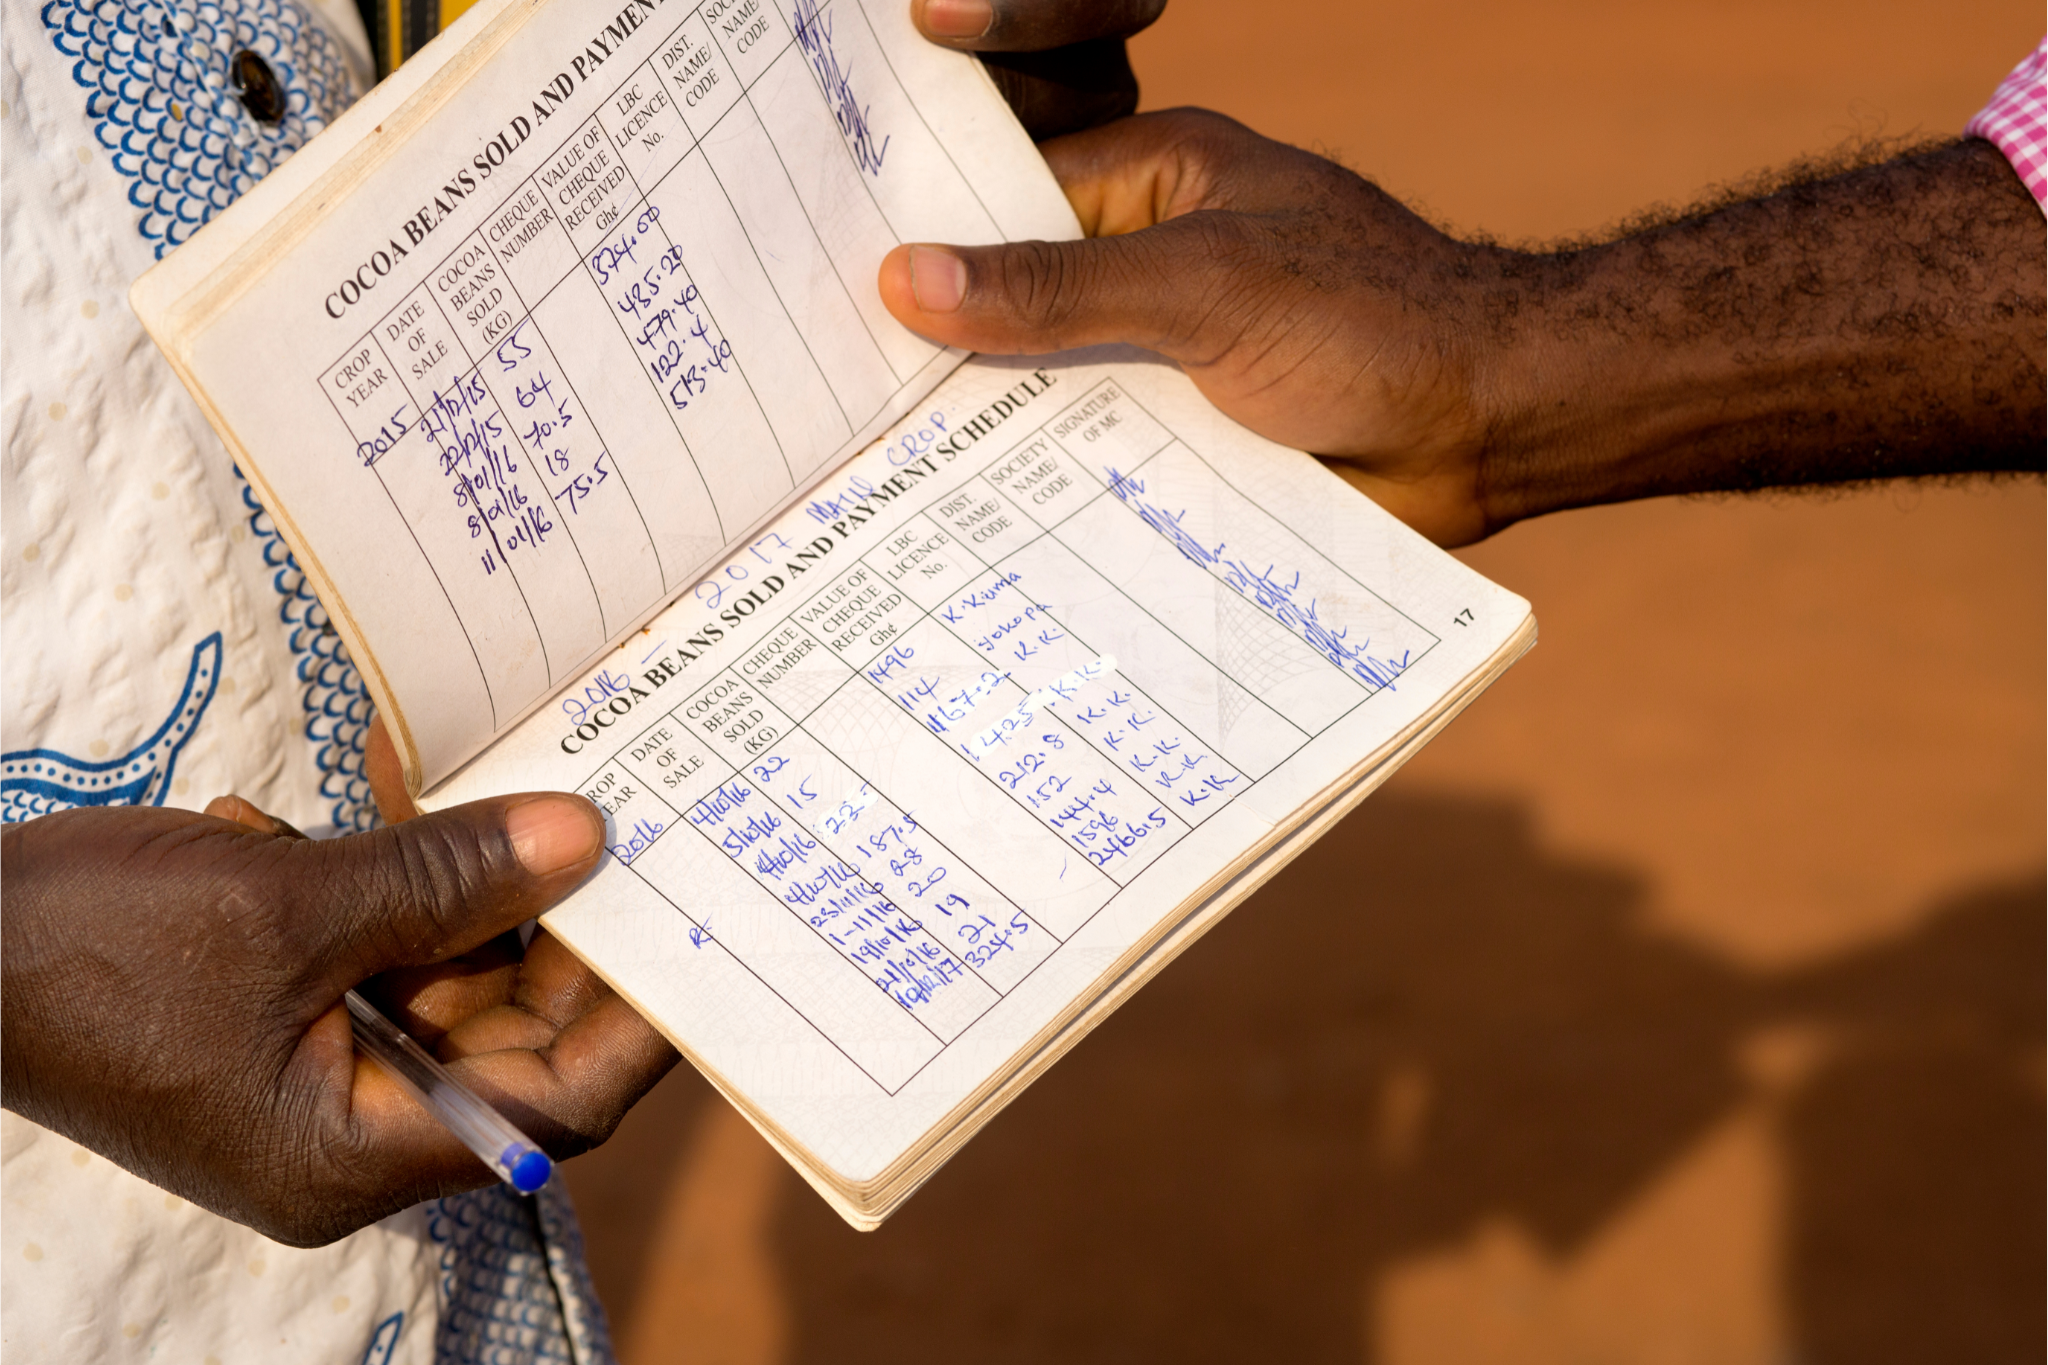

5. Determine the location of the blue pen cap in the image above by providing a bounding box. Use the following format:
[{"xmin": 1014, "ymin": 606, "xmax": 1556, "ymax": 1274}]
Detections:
[{"xmin": 503, "ymin": 1145, "xmax": 554, "ymax": 1194}]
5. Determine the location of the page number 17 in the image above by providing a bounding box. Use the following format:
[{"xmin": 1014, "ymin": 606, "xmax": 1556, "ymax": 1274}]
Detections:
[{"xmin": 1452, "ymin": 607, "xmax": 1475, "ymax": 627}]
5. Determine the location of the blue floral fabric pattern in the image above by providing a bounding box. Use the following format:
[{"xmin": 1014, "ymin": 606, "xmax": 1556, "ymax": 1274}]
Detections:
[
  {"xmin": 534, "ymin": 1181, "xmax": 619, "ymax": 1364},
  {"xmin": 239, "ymin": 479, "xmax": 379, "ymax": 832},
  {"xmin": 41, "ymin": 0, "xmax": 356, "ymax": 257},
  {"xmin": 361, "ymin": 1311, "xmax": 406, "ymax": 1365},
  {"xmin": 0, "ymin": 633, "xmax": 222, "ymax": 822},
  {"xmin": 31, "ymin": 9, "xmax": 618, "ymax": 1364},
  {"xmin": 23, "ymin": 0, "xmax": 365, "ymax": 828},
  {"xmin": 428, "ymin": 1185, "xmax": 617, "ymax": 1365}
]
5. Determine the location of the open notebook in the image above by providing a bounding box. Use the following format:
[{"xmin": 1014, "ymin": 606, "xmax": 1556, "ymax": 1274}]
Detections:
[{"xmin": 132, "ymin": 0, "xmax": 1534, "ymax": 1226}]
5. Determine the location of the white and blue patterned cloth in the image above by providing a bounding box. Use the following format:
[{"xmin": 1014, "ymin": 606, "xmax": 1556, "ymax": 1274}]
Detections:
[
  {"xmin": 42, "ymin": 0, "xmax": 356, "ymax": 256},
  {"xmin": 0, "ymin": 4, "xmax": 615, "ymax": 1362}
]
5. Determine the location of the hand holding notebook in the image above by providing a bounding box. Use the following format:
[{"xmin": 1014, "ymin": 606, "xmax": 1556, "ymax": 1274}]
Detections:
[{"xmin": 131, "ymin": 0, "xmax": 1534, "ymax": 1226}]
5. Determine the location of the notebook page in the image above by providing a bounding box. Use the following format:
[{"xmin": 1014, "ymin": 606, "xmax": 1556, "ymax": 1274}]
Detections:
[
  {"xmin": 425, "ymin": 349, "xmax": 1533, "ymax": 1190},
  {"xmin": 135, "ymin": 0, "xmax": 1077, "ymax": 790}
]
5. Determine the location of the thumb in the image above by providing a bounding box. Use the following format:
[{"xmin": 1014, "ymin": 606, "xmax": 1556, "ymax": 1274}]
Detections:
[
  {"xmin": 878, "ymin": 217, "xmax": 1260, "ymax": 362},
  {"xmin": 285, "ymin": 792, "xmax": 605, "ymax": 992}
]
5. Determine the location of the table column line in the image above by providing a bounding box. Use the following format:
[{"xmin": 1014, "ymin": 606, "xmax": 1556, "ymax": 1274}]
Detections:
[
  {"xmin": 579, "ymin": 717, "xmax": 943, "ymax": 1088},
  {"xmin": 315, "ymin": 345, "xmax": 502, "ymax": 728},
  {"xmin": 363, "ymin": 282, "xmax": 562, "ymax": 661},
  {"xmin": 368, "ymin": 307, "xmax": 562, "ymax": 688},
  {"xmin": 767, "ymin": 635, "xmax": 1075, "ymax": 965},
  {"xmin": 502, "ymin": 186, "xmax": 713, "ymax": 586},
  {"xmin": 805, "ymin": 705, "xmax": 1073, "ymax": 961},
  {"xmin": 1149, "ymin": 444, "xmax": 1447, "ymax": 657},
  {"xmin": 555, "ymin": 185, "xmax": 732, "ymax": 546},
  {"xmin": 418, "ymin": 357, "xmax": 558, "ymax": 683},
  {"xmin": 593, "ymin": 72, "xmax": 799, "ymax": 492},
  {"xmin": 790, "ymin": 555, "xmax": 1186, "ymax": 889},
  {"xmin": 838, "ymin": 0, "xmax": 1006, "ymax": 238},
  {"xmin": 421, "ymin": 277, "xmax": 618, "ymax": 654},
  {"xmin": 782, "ymin": 0, "xmax": 931, "ymax": 244},
  {"xmin": 606, "ymin": 9, "xmax": 966, "ymax": 445},
  {"xmin": 967, "ymin": 415, "xmax": 1333, "ymax": 754},
  {"xmin": 762, "ymin": 614, "xmax": 1079, "ymax": 974},
  {"xmin": 749, "ymin": 538, "xmax": 1211, "ymax": 1031},
  {"xmin": 614, "ymin": 853, "xmax": 914, "ymax": 1097},
  {"xmin": 645, "ymin": 11, "xmax": 872, "ymax": 442},
  {"xmin": 775, "ymin": 575, "xmax": 1158, "ymax": 992},
  {"xmin": 726, "ymin": 42, "xmax": 911, "ymax": 386},
  {"xmin": 879, "ymin": 518, "xmax": 1261, "ymax": 827},
  {"xmin": 767, "ymin": 672, "xmax": 1043, "ymax": 1006},
  {"xmin": 475, "ymin": 174, "xmax": 676, "ymax": 603},
  {"xmin": 669, "ymin": 667, "xmax": 1006, "ymax": 1040},
  {"xmin": 1039, "ymin": 378, "xmax": 1446, "ymax": 689},
  {"xmin": 898, "ymin": 482, "xmax": 1249, "ymax": 836},
  {"xmin": 994, "ymin": 527, "xmax": 1321, "ymax": 764}
]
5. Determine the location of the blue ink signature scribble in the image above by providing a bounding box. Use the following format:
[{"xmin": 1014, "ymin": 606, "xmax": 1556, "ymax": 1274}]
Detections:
[
  {"xmin": 1107, "ymin": 469, "xmax": 1413, "ymax": 690},
  {"xmin": 790, "ymin": 0, "xmax": 891, "ymax": 176}
]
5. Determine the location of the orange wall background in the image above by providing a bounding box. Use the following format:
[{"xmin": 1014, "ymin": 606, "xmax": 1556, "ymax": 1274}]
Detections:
[{"xmin": 563, "ymin": 5, "xmax": 2046, "ymax": 1362}]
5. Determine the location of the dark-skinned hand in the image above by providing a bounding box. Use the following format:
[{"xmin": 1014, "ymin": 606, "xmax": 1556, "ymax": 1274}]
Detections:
[
  {"xmin": 911, "ymin": 0, "xmax": 1165, "ymax": 140},
  {"xmin": 878, "ymin": 110, "xmax": 2045, "ymax": 546},
  {"xmin": 0, "ymin": 717, "xmax": 676, "ymax": 1247}
]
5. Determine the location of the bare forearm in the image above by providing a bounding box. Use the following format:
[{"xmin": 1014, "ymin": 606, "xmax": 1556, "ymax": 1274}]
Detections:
[
  {"xmin": 1479, "ymin": 138, "xmax": 2047, "ymax": 530},
  {"xmin": 880, "ymin": 113, "xmax": 2043, "ymax": 546}
]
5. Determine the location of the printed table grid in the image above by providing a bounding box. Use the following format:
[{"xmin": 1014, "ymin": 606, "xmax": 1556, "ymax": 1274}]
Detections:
[
  {"xmin": 563, "ymin": 377, "xmax": 1444, "ymax": 1096},
  {"xmin": 316, "ymin": 0, "xmax": 971, "ymax": 726}
]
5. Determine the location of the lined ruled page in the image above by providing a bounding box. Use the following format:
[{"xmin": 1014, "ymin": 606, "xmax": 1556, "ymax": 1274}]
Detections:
[
  {"xmin": 137, "ymin": 0, "xmax": 1077, "ymax": 788},
  {"xmin": 427, "ymin": 350, "xmax": 1533, "ymax": 1193}
]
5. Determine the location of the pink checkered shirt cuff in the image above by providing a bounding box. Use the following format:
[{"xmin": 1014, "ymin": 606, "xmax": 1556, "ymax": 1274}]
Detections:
[{"xmin": 1966, "ymin": 38, "xmax": 2047, "ymax": 211}]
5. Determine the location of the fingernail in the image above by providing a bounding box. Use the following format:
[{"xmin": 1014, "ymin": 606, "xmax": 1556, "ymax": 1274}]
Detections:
[
  {"xmin": 909, "ymin": 245, "xmax": 968, "ymax": 313},
  {"xmin": 919, "ymin": 0, "xmax": 993, "ymax": 39},
  {"xmin": 204, "ymin": 795, "xmax": 251, "ymax": 823},
  {"xmin": 507, "ymin": 796, "xmax": 603, "ymax": 876}
]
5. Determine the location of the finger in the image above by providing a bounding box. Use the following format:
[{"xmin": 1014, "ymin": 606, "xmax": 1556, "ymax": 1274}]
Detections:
[
  {"xmin": 342, "ymin": 992, "xmax": 675, "ymax": 1188},
  {"xmin": 1032, "ymin": 108, "xmax": 1343, "ymax": 239},
  {"xmin": 202, "ymin": 795, "xmax": 308, "ymax": 840},
  {"xmin": 321, "ymin": 1011, "xmax": 517, "ymax": 1206},
  {"xmin": 880, "ymin": 110, "xmax": 1365, "ymax": 358},
  {"xmin": 879, "ymin": 213, "xmax": 1266, "ymax": 361},
  {"xmin": 434, "ymin": 928, "xmax": 616, "ymax": 1056},
  {"xmin": 294, "ymin": 873, "xmax": 627, "ymax": 1221},
  {"xmin": 913, "ymin": 0, "xmax": 1165, "ymax": 51},
  {"xmin": 874, "ymin": 110, "xmax": 1288, "ymax": 353},
  {"xmin": 280, "ymin": 792, "xmax": 605, "ymax": 992},
  {"xmin": 368, "ymin": 931, "xmax": 677, "ymax": 1158},
  {"xmin": 1036, "ymin": 110, "xmax": 1252, "ymax": 235},
  {"xmin": 977, "ymin": 40, "xmax": 1139, "ymax": 142},
  {"xmin": 365, "ymin": 715, "xmax": 419, "ymax": 823},
  {"xmin": 437, "ymin": 980, "xmax": 679, "ymax": 1153},
  {"xmin": 359, "ymin": 931, "xmax": 524, "ymax": 1046}
]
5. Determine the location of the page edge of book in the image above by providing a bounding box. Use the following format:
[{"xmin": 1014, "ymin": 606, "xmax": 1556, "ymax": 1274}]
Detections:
[
  {"xmin": 538, "ymin": 610, "xmax": 1538, "ymax": 1226},
  {"xmin": 847, "ymin": 612, "xmax": 1540, "ymax": 1221}
]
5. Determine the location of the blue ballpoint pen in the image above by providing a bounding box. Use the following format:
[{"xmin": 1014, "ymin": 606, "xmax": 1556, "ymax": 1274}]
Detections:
[{"xmin": 344, "ymin": 989, "xmax": 554, "ymax": 1195}]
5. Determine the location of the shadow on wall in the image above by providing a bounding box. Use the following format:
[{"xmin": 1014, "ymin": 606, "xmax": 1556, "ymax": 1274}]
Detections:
[{"xmin": 566, "ymin": 790, "xmax": 2045, "ymax": 1365}]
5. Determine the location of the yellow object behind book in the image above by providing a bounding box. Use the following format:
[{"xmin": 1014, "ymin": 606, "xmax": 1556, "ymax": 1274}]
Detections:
[{"xmin": 366, "ymin": 0, "xmax": 484, "ymax": 78}]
